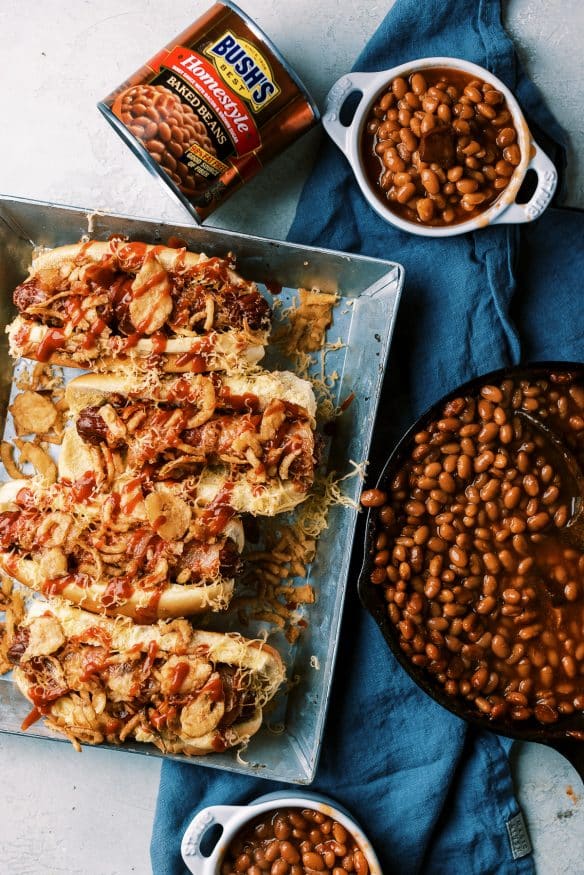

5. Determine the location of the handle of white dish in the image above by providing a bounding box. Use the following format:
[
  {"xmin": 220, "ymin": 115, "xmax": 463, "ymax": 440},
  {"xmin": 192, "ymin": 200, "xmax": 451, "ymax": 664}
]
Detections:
[
  {"xmin": 491, "ymin": 140, "xmax": 558, "ymax": 225},
  {"xmin": 181, "ymin": 805, "xmax": 241, "ymax": 873},
  {"xmin": 322, "ymin": 72, "xmax": 378, "ymax": 155}
]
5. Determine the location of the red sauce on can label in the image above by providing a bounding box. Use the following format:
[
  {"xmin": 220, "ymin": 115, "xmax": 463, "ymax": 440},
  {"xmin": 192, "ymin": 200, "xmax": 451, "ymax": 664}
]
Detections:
[{"xmin": 98, "ymin": 1, "xmax": 319, "ymax": 221}]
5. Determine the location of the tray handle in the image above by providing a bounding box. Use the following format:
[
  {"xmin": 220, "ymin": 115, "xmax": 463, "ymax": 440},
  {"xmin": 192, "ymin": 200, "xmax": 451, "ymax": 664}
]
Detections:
[
  {"xmin": 181, "ymin": 804, "xmax": 241, "ymax": 873},
  {"xmin": 490, "ymin": 140, "xmax": 557, "ymax": 225},
  {"xmin": 322, "ymin": 72, "xmax": 377, "ymax": 155}
]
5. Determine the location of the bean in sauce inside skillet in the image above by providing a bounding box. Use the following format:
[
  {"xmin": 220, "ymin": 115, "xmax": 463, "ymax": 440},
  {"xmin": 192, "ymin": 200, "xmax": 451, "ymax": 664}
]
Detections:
[
  {"xmin": 362, "ymin": 68, "xmax": 520, "ymax": 226},
  {"xmin": 364, "ymin": 371, "xmax": 584, "ymax": 728},
  {"xmin": 222, "ymin": 807, "xmax": 370, "ymax": 875}
]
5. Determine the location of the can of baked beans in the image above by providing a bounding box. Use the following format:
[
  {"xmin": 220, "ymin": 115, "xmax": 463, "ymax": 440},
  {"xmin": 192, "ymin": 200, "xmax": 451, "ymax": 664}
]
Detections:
[{"xmin": 98, "ymin": 0, "xmax": 319, "ymax": 222}]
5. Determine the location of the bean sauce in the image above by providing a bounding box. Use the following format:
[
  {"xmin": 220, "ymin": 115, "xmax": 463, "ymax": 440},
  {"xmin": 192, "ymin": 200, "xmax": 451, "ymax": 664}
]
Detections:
[
  {"xmin": 365, "ymin": 371, "xmax": 584, "ymax": 728},
  {"xmin": 222, "ymin": 807, "xmax": 369, "ymax": 875},
  {"xmin": 362, "ymin": 67, "xmax": 520, "ymax": 226}
]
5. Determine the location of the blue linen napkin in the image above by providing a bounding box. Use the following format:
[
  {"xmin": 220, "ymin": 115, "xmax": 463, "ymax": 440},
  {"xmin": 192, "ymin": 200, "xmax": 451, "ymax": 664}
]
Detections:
[{"xmin": 151, "ymin": 0, "xmax": 582, "ymax": 872}]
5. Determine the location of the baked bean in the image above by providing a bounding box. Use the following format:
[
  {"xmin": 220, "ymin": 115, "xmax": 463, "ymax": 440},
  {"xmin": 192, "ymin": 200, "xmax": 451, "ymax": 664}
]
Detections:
[
  {"xmin": 360, "ymin": 489, "xmax": 387, "ymax": 508},
  {"xmin": 302, "ymin": 852, "xmax": 325, "ymax": 870},
  {"xmin": 353, "ymin": 851, "xmax": 369, "ymax": 875},
  {"xmin": 421, "ymin": 168, "xmax": 440, "ymax": 194},
  {"xmin": 522, "ymin": 474, "xmax": 539, "ymax": 496},
  {"xmin": 484, "ymin": 89, "xmax": 503, "ymax": 105},
  {"xmin": 495, "ymin": 159, "xmax": 514, "ymax": 177},
  {"xmin": 496, "ymin": 127, "xmax": 516, "ymax": 148},
  {"xmin": 554, "ymin": 505, "xmax": 569, "ymax": 528},
  {"xmin": 235, "ymin": 854, "xmax": 252, "ymax": 872},
  {"xmin": 461, "ymin": 193, "xmax": 486, "ymax": 210},
  {"xmin": 382, "ymin": 148, "xmax": 406, "ymax": 173},
  {"xmin": 265, "ymin": 842, "xmax": 281, "ymax": 863},
  {"xmin": 380, "ymin": 170, "xmax": 393, "ymax": 192},
  {"xmin": 464, "ymin": 85, "xmax": 482, "ymax": 103},
  {"xmin": 437, "ymin": 103, "xmax": 452, "ymax": 123},
  {"xmin": 279, "ymin": 843, "xmax": 299, "ymax": 863},
  {"xmin": 375, "ymin": 532, "xmax": 388, "ymax": 551},
  {"xmin": 477, "ymin": 102, "xmax": 497, "ymax": 119},
  {"xmin": 503, "ymin": 144, "xmax": 521, "ymax": 166},
  {"xmin": 456, "ymin": 178, "xmax": 479, "ymax": 194},
  {"xmin": 397, "ymin": 183, "xmax": 417, "ymax": 204},
  {"xmin": 439, "ymin": 471, "xmax": 456, "ymax": 493},
  {"xmin": 411, "ymin": 73, "xmax": 427, "ymax": 95},
  {"xmin": 372, "ymin": 549, "xmax": 389, "ymax": 567},
  {"xmin": 527, "ymin": 512, "xmax": 550, "ymax": 532},
  {"xmin": 416, "ymin": 198, "xmax": 435, "ymax": 222},
  {"xmin": 492, "ymin": 634, "xmax": 510, "ymax": 659},
  {"xmin": 565, "ymin": 582, "xmax": 580, "ymax": 602},
  {"xmin": 400, "ymin": 129, "xmax": 418, "ymax": 153},
  {"xmin": 535, "ymin": 703, "xmax": 559, "ymax": 724},
  {"xmin": 288, "ymin": 813, "xmax": 308, "ymax": 831},
  {"xmin": 392, "ymin": 77, "xmax": 408, "ymax": 99},
  {"xmin": 392, "ymin": 171, "xmax": 411, "ymax": 187}
]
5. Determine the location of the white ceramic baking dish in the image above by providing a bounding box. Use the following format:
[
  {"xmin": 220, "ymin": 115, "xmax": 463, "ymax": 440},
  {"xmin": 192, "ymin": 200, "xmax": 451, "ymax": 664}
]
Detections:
[
  {"xmin": 322, "ymin": 56, "xmax": 558, "ymax": 236},
  {"xmin": 181, "ymin": 790, "xmax": 383, "ymax": 874}
]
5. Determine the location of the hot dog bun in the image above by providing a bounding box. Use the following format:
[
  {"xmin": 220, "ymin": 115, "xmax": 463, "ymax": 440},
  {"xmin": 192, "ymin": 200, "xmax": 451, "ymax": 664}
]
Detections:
[
  {"xmin": 29, "ymin": 240, "xmax": 206, "ymax": 275},
  {"xmin": 8, "ymin": 598, "xmax": 285, "ymax": 755},
  {"xmin": 64, "ymin": 369, "xmax": 317, "ymax": 424},
  {"xmin": 7, "ymin": 317, "xmax": 265, "ymax": 373}
]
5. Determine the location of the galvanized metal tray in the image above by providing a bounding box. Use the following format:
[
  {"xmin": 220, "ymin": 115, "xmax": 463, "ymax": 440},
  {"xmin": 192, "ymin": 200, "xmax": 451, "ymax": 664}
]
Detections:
[{"xmin": 0, "ymin": 194, "xmax": 403, "ymax": 784}]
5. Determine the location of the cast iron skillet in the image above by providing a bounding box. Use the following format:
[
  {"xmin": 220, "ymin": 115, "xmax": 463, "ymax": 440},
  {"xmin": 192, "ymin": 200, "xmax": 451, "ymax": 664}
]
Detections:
[{"xmin": 358, "ymin": 361, "xmax": 584, "ymax": 781}]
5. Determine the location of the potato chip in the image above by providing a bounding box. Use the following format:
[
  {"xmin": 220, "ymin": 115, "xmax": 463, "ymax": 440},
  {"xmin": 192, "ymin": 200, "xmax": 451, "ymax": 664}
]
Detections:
[
  {"xmin": 10, "ymin": 390, "xmax": 58, "ymax": 436},
  {"xmin": 145, "ymin": 488, "xmax": 191, "ymax": 541},
  {"xmin": 129, "ymin": 256, "xmax": 172, "ymax": 334}
]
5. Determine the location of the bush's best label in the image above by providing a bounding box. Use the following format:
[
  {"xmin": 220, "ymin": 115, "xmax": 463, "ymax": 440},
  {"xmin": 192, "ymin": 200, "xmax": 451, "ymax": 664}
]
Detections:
[{"xmin": 204, "ymin": 32, "xmax": 280, "ymax": 111}]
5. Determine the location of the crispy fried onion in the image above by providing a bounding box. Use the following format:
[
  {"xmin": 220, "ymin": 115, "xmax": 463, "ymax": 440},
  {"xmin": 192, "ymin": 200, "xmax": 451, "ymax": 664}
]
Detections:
[
  {"xmin": 2, "ymin": 439, "xmax": 57, "ymax": 485},
  {"xmin": 236, "ymin": 525, "xmax": 317, "ymax": 644}
]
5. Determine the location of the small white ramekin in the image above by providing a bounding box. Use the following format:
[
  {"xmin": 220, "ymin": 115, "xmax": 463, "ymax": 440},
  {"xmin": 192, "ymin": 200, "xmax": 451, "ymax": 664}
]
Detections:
[
  {"xmin": 181, "ymin": 790, "xmax": 383, "ymax": 874},
  {"xmin": 322, "ymin": 57, "xmax": 558, "ymax": 236}
]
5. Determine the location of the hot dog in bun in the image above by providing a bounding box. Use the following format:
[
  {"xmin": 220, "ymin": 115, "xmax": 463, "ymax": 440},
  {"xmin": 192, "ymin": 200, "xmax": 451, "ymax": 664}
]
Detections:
[
  {"xmin": 8, "ymin": 240, "xmax": 270, "ymax": 372},
  {"xmin": 0, "ymin": 477, "xmax": 244, "ymax": 620},
  {"xmin": 7, "ymin": 597, "xmax": 285, "ymax": 754},
  {"xmin": 61, "ymin": 370, "xmax": 317, "ymax": 511}
]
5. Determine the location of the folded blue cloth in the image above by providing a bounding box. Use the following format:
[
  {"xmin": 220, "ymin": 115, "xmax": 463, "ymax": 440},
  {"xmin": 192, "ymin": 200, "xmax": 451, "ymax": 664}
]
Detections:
[{"xmin": 151, "ymin": 1, "xmax": 582, "ymax": 872}]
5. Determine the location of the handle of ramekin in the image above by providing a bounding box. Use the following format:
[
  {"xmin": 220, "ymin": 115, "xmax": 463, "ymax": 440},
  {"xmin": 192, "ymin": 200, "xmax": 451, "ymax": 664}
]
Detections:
[
  {"xmin": 181, "ymin": 805, "xmax": 241, "ymax": 873},
  {"xmin": 490, "ymin": 140, "xmax": 558, "ymax": 225},
  {"xmin": 322, "ymin": 71, "xmax": 378, "ymax": 155}
]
